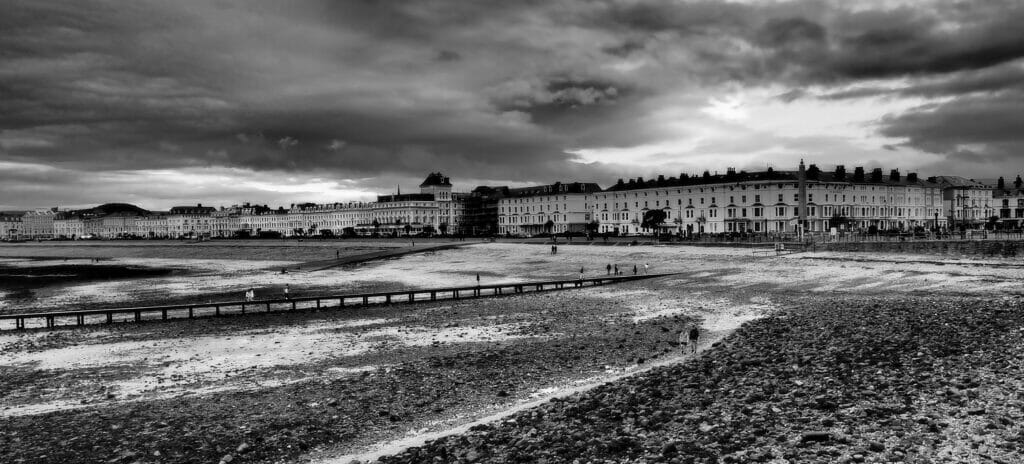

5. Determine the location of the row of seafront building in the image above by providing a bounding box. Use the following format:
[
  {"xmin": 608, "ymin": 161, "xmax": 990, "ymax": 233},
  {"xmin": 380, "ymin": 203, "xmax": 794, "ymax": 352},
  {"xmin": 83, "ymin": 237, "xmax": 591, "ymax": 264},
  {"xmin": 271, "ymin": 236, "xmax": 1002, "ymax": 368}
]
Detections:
[{"xmin": 3, "ymin": 165, "xmax": 1024, "ymax": 240}]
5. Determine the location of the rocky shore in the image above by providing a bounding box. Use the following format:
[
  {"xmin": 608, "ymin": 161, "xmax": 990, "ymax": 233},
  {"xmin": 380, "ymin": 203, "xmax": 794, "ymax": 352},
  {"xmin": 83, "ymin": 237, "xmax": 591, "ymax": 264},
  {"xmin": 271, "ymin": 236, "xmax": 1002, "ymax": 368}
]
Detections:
[
  {"xmin": 0, "ymin": 281, "xmax": 707, "ymax": 464},
  {"xmin": 375, "ymin": 294, "xmax": 1024, "ymax": 464}
]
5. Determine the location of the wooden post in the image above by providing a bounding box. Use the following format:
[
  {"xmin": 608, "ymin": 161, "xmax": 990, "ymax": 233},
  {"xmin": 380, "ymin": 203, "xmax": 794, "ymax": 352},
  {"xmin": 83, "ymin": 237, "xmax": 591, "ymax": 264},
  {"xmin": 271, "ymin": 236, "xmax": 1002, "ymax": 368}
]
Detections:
[
  {"xmin": 291, "ymin": 301, "xmax": 296, "ymax": 310},
  {"xmin": 188, "ymin": 307, "xmax": 194, "ymax": 319},
  {"xmin": 215, "ymin": 305, "xmax": 220, "ymax": 317},
  {"xmin": 363, "ymin": 296, "xmax": 369, "ymax": 305},
  {"xmin": 134, "ymin": 311, "xmax": 140, "ymax": 322},
  {"xmin": 316, "ymin": 299, "xmax": 321, "ymax": 309},
  {"xmin": 162, "ymin": 309, "xmax": 168, "ymax": 320},
  {"xmin": 77, "ymin": 314, "xmax": 84, "ymax": 326},
  {"xmin": 431, "ymin": 291, "xmax": 436, "ymax": 301},
  {"xmin": 408, "ymin": 292, "xmax": 414, "ymax": 302},
  {"xmin": 385, "ymin": 294, "xmax": 391, "ymax": 305}
]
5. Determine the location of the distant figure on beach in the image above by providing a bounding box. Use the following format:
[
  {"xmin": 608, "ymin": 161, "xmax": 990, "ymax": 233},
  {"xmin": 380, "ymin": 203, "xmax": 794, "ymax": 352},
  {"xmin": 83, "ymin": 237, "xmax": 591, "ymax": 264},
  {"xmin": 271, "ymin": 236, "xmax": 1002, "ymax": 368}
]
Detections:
[
  {"xmin": 633, "ymin": 265, "xmax": 637, "ymax": 275},
  {"xmin": 284, "ymin": 284, "xmax": 290, "ymax": 299},
  {"xmin": 606, "ymin": 264, "xmax": 612, "ymax": 275},
  {"xmin": 244, "ymin": 288, "xmax": 253, "ymax": 302},
  {"xmin": 336, "ymin": 250, "xmax": 340, "ymax": 259},
  {"xmin": 687, "ymin": 325, "xmax": 700, "ymax": 354},
  {"xmin": 551, "ymin": 245, "xmax": 557, "ymax": 254},
  {"xmin": 476, "ymin": 273, "xmax": 480, "ymax": 286},
  {"xmin": 579, "ymin": 266, "xmax": 584, "ymax": 281},
  {"xmin": 614, "ymin": 264, "xmax": 619, "ymax": 275},
  {"xmin": 281, "ymin": 268, "xmax": 287, "ymax": 274},
  {"xmin": 644, "ymin": 263, "xmax": 649, "ymax": 275}
]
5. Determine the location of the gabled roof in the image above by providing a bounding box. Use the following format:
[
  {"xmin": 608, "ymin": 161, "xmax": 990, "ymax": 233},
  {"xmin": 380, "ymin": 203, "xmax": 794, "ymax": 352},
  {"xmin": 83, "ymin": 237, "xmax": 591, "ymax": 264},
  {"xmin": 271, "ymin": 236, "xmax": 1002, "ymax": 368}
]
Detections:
[
  {"xmin": 930, "ymin": 176, "xmax": 991, "ymax": 189},
  {"xmin": 419, "ymin": 172, "xmax": 452, "ymax": 187}
]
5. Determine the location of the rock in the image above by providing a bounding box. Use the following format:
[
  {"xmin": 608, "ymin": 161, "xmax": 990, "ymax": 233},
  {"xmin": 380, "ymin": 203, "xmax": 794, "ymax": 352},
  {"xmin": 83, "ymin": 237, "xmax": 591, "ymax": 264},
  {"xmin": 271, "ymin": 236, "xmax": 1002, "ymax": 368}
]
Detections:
[
  {"xmin": 868, "ymin": 441, "xmax": 884, "ymax": 452},
  {"xmin": 236, "ymin": 443, "xmax": 250, "ymax": 453},
  {"xmin": 219, "ymin": 454, "xmax": 233, "ymax": 464},
  {"xmin": 800, "ymin": 431, "xmax": 831, "ymax": 443}
]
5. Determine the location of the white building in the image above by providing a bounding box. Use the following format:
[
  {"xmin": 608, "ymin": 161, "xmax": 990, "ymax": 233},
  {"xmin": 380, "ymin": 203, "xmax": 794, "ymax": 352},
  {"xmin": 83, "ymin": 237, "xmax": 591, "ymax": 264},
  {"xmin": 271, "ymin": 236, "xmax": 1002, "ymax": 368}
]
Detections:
[
  {"xmin": 932, "ymin": 176, "xmax": 996, "ymax": 229},
  {"xmin": 497, "ymin": 181, "xmax": 601, "ymax": 236}
]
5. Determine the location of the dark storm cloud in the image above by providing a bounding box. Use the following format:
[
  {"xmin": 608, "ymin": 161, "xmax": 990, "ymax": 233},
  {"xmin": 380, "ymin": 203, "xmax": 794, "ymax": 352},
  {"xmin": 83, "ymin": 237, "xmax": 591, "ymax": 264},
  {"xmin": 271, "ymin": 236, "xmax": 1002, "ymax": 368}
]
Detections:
[
  {"xmin": 4, "ymin": 0, "xmax": 1024, "ymax": 207},
  {"xmin": 879, "ymin": 92, "xmax": 1024, "ymax": 165}
]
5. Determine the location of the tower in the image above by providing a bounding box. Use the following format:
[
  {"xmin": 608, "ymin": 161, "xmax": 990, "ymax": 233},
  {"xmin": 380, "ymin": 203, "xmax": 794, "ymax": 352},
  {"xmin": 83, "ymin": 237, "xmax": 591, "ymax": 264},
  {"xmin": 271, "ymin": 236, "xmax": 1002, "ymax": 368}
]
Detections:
[
  {"xmin": 798, "ymin": 159, "xmax": 807, "ymax": 234},
  {"xmin": 420, "ymin": 172, "xmax": 454, "ymax": 231}
]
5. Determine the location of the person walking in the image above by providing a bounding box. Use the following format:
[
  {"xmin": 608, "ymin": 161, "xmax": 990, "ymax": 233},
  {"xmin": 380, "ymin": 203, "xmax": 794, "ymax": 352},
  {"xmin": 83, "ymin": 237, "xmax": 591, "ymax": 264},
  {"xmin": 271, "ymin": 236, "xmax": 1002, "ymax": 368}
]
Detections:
[
  {"xmin": 579, "ymin": 266, "xmax": 584, "ymax": 281},
  {"xmin": 606, "ymin": 263, "xmax": 612, "ymax": 275},
  {"xmin": 336, "ymin": 250, "xmax": 340, "ymax": 260},
  {"xmin": 614, "ymin": 264, "xmax": 619, "ymax": 275},
  {"xmin": 284, "ymin": 284, "xmax": 290, "ymax": 300},
  {"xmin": 687, "ymin": 325, "xmax": 700, "ymax": 354},
  {"xmin": 644, "ymin": 263, "xmax": 649, "ymax": 275},
  {"xmin": 633, "ymin": 264, "xmax": 638, "ymax": 275}
]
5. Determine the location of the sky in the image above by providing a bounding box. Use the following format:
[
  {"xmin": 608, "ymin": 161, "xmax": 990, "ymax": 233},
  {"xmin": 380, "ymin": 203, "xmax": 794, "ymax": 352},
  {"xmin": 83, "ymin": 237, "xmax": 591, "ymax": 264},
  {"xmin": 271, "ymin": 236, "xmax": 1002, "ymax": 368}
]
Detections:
[{"xmin": 3, "ymin": 0, "xmax": 1024, "ymax": 210}]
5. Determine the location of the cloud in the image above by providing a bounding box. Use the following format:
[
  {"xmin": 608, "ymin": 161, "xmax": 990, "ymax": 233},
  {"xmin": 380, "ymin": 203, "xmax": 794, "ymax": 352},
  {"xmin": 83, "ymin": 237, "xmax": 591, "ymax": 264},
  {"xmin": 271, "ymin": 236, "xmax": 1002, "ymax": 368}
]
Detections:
[
  {"xmin": 277, "ymin": 136, "xmax": 299, "ymax": 150},
  {"xmin": 878, "ymin": 92, "xmax": 1024, "ymax": 172},
  {"xmin": 435, "ymin": 50, "xmax": 461, "ymax": 62},
  {"xmin": 3, "ymin": 0, "xmax": 1024, "ymax": 209},
  {"xmin": 326, "ymin": 139, "xmax": 346, "ymax": 151}
]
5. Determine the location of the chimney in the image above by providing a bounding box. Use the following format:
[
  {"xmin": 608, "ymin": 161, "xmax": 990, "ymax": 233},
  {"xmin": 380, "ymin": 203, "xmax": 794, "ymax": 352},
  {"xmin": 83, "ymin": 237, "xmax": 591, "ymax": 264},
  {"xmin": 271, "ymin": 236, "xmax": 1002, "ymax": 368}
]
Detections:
[
  {"xmin": 853, "ymin": 167, "xmax": 865, "ymax": 182},
  {"xmin": 834, "ymin": 165, "xmax": 846, "ymax": 181},
  {"xmin": 726, "ymin": 167, "xmax": 736, "ymax": 175},
  {"xmin": 870, "ymin": 168, "xmax": 883, "ymax": 183},
  {"xmin": 889, "ymin": 169, "xmax": 900, "ymax": 182},
  {"xmin": 807, "ymin": 164, "xmax": 820, "ymax": 180},
  {"xmin": 907, "ymin": 172, "xmax": 918, "ymax": 183}
]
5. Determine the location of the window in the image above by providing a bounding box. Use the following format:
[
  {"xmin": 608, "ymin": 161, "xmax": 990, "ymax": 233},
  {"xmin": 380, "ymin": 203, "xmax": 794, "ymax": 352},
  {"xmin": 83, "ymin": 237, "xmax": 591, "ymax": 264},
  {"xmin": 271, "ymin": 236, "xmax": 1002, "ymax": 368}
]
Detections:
[{"xmin": 755, "ymin": 195, "xmax": 760, "ymax": 202}]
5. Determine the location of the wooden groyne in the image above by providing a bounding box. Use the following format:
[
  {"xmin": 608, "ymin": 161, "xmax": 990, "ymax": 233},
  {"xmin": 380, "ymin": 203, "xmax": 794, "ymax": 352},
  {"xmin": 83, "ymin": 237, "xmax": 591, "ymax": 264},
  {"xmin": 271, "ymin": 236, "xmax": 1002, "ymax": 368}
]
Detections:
[{"xmin": 0, "ymin": 273, "xmax": 671, "ymax": 331}]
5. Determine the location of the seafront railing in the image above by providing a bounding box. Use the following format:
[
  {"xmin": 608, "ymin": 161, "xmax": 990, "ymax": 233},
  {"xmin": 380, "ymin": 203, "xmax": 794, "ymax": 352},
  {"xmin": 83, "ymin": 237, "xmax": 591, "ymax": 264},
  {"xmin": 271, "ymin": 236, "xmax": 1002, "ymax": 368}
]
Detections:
[{"xmin": 0, "ymin": 273, "xmax": 671, "ymax": 331}]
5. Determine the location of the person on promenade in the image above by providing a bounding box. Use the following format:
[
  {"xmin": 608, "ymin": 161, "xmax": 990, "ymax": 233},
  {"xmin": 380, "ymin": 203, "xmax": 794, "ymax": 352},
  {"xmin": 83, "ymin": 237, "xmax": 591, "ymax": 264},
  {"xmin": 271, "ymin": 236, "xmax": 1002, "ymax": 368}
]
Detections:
[
  {"xmin": 579, "ymin": 266, "xmax": 584, "ymax": 281},
  {"xmin": 606, "ymin": 263, "xmax": 612, "ymax": 275},
  {"xmin": 687, "ymin": 325, "xmax": 700, "ymax": 354},
  {"xmin": 644, "ymin": 263, "xmax": 649, "ymax": 275},
  {"xmin": 284, "ymin": 284, "xmax": 290, "ymax": 300},
  {"xmin": 614, "ymin": 264, "xmax": 619, "ymax": 275},
  {"xmin": 336, "ymin": 250, "xmax": 340, "ymax": 260},
  {"xmin": 633, "ymin": 264, "xmax": 638, "ymax": 275}
]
